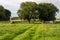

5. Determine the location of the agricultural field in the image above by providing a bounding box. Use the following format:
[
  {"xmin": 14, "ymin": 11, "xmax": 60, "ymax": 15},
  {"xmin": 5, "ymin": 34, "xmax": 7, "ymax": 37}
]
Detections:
[
  {"xmin": 0, "ymin": 20, "xmax": 60, "ymax": 40},
  {"xmin": 0, "ymin": 0, "xmax": 60, "ymax": 40}
]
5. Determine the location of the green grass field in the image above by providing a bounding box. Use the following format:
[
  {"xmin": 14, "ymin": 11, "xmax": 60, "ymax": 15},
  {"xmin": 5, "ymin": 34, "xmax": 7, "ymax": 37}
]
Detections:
[{"xmin": 0, "ymin": 22, "xmax": 60, "ymax": 40}]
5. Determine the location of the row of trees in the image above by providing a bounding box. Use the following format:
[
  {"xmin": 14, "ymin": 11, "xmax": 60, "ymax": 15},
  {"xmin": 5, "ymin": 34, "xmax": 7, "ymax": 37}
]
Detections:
[
  {"xmin": 0, "ymin": 5, "xmax": 11, "ymax": 21},
  {"xmin": 18, "ymin": 2, "xmax": 59, "ymax": 23}
]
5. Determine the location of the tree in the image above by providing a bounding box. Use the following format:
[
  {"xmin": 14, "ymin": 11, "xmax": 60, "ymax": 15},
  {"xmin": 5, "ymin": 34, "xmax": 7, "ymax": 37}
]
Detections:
[
  {"xmin": 38, "ymin": 3, "xmax": 59, "ymax": 23},
  {"xmin": 4, "ymin": 9, "xmax": 11, "ymax": 20},
  {"xmin": 18, "ymin": 2, "xmax": 59, "ymax": 23},
  {"xmin": 18, "ymin": 2, "xmax": 37, "ymax": 23},
  {"xmin": 0, "ymin": 5, "xmax": 11, "ymax": 21}
]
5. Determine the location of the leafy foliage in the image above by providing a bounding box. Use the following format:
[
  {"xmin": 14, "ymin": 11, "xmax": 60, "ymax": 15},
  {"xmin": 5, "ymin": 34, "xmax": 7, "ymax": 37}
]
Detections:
[
  {"xmin": 38, "ymin": 3, "xmax": 59, "ymax": 21},
  {"xmin": 18, "ymin": 2, "xmax": 37, "ymax": 22},
  {"xmin": 18, "ymin": 2, "xmax": 59, "ymax": 23},
  {"xmin": 0, "ymin": 5, "xmax": 11, "ymax": 21}
]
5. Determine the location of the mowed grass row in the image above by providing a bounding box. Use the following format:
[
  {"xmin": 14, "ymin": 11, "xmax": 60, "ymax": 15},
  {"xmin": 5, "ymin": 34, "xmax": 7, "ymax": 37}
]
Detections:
[
  {"xmin": 0, "ymin": 24, "xmax": 34, "ymax": 40},
  {"xmin": 0, "ymin": 24, "xmax": 60, "ymax": 40}
]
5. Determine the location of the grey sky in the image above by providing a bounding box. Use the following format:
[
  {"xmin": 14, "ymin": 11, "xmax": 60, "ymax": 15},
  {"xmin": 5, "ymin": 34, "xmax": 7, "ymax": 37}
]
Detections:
[{"xmin": 0, "ymin": 0, "xmax": 60, "ymax": 18}]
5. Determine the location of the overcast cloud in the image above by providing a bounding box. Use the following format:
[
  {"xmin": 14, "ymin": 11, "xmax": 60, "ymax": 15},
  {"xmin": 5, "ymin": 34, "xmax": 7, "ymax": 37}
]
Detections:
[{"xmin": 0, "ymin": 0, "xmax": 60, "ymax": 18}]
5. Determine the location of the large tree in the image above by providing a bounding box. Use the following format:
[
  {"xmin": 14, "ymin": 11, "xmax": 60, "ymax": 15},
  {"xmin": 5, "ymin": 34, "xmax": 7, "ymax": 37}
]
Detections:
[
  {"xmin": 0, "ymin": 5, "xmax": 11, "ymax": 21},
  {"xmin": 18, "ymin": 2, "xmax": 37, "ymax": 22},
  {"xmin": 18, "ymin": 2, "xmax": 59, "ymax": 23},
  {"xmin": 38, "ymin": 3, "xmax": 59, "ymax": 22}
]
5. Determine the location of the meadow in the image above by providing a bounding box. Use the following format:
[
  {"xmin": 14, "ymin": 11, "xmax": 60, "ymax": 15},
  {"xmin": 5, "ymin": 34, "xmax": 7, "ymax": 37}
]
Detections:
[{"xmin": 0, "ymin": 20, "xmax": 60, "ymax": 40}]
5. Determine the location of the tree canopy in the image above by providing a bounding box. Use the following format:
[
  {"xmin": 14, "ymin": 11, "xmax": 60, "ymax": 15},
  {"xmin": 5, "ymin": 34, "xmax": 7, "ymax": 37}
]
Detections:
[
  {"xmin": 38, "ymin": 3, "xmax": 59, "ymax": 21},
  {"xmin": 18, "ymin": 2, "xmax": 59, "ymax": 23},
  {"xmin": 0, "ymin": 5, "xmax": 11, "ymax": 21},
  {"xmin": 18, "ymin": 2, "xmax": 37, "ymax": 22}
]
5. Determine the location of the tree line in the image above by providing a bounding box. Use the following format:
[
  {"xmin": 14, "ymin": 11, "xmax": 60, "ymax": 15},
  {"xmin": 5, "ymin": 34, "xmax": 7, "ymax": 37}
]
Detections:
[
  {"xmin": 18, "ymin": 2, "xmax": 59, "ymax": 23},
  {"xmin": 0, "ymin": 2, "xmax": 59, "ymax": 23}
]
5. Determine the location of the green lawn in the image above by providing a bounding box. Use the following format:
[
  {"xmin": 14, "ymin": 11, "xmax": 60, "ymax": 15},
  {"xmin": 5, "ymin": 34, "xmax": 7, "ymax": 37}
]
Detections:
[{"xmin": 0, "ymin": 23, "xmax": 60, "ymax": 40}]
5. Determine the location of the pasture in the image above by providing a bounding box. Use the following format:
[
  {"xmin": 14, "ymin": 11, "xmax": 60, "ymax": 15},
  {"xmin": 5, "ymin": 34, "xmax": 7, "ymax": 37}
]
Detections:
[{"xmin": 0, "ymin": 20, "xmax": 60, "ymax": 40}]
